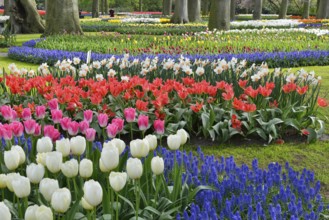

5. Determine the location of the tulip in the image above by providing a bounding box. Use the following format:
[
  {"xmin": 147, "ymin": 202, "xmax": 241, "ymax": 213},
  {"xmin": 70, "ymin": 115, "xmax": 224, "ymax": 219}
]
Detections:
[
  {"xmin": 79, "ymin": 120, "xmax": 89, "ymax": 134},
  {"xmin": 26, "ymin": 163, "xmax": 45, "ymax": 184},
  {"xmin": 35, "ymin": 205, "xmax": 53, "ymax": 220},
  {"xmin": 0, "ymin": 202, "xmax": 11, "ymax": 220},
  {"xmin": 25, "ymin": 205, "xmax": 38, "ymax": 220},
  {"xmin": 106, "ymin": 123, "xmax": 118, "ymax": 139},
  {"xmin": 24, "ymin": 119, "xmax": 37, "ymax": 134},
  {"xmin": 154, "ymin": 119, "xmax": 165, "ymax": 135},
  {"xmin": 44, "ymin": 125, "xmax": 60, "ymax": 141},
  {"xmin": 60, "ymin": 117, "xmax": 71, "ymax": 131},
  {"xmin": 167, "ymin": 134, "xmax": 181, "ymax": 150},
  {"xmin": 34, "ymin": 124, "xmax": 42, "ymax": 136},
  {"xmin": 151, "ymin": 156, "xmax": 164, "ymax": 175},
  {"xmin": 56, "ymin": 138, "xmax": 71, "ymax": 157},
  {"xmin": 100, "ymin": 145, "xmax": 119, "ymax": 172},
  {"xmin": 130, "ymin": 139, "xmax": 149, "ymax": 158},
  {"xmin": 0, "ymin": 174, "xmax": 7, "ymax": 189},
  {"xmin": 144, "ymin": 134, "xmax": 157, "ymax": 151},
  {"xmin": 109, "ymin": 172, "xmax": 127, "ymax": 192},
  {"xmin": 46, "ymin": 152, "xmax": 63, "ymax": 173},
  {"xmin": 1, "ymin": 105, "xmax": 13, "ymax": 121},
  {"xmin": 85, "ymin": 128, "xmax": 96, "ymax": 142},
  {"xmin": 22, "ymin": 108, "xmax": 32, "ymax": 120},
  {"xmin": 51, "ymin": 109, "xmax": 63, "ymax": 124},
  {"xmin": 10, "ymin": 121, "xmax": 24, "ymax": 137},
  {"xmin": 97, "ymin": 113, "xmax": 108, "ymax": 128},
  {"xmin": 83, "ymin": 180, "xmax": 103, "ymax": 207},
  {"xmin": 12, "ymin": 176, "xmax": 31, "ymax": 198},
  {"xmin": 61, "ymin": 159, "xmax": 79, "ymax": 178},
  {"xmin": 112, "ymin": 117, "xmax": 124, "ymax": 132},
  {"xmin": 37, "ymin": 136, "xmax": 53, "ymax": 153},
  {"xmin": 124, "ymin": 107, "xmax": 136, "ymax": 122},
  {"xmin": 84, "ymin": 110, "xmax": 93, "ymax": 123},
  {"xmin": 0, "ymin": 124, "xmax": 12, "ymax": 140},
  {"xmin": 51, "ymin": 188, "xmax": 71, "ymax": 213},
  {"xmin": 70, "ymin": 136, "xmax": 86, "ymax": 156},
  {"xmin": 11, "ymin": 145, "xmax": 26, "ymax": 165},
  {"xmin": 137, "ymin": 115, "xmax": 149, "ymax": 131},
  {"xmin": 4, "ymin": 150, "xmax": 20, "ymax": 170},
  {"xmin": 79, "ymin": 159, "xmax": 93, "ymax": 178},
  {"xmin": 35, "ymin": 105, "xmax": 46, "ymax": 119},
  {"xmin": 5, "ymin": 173, "xmax": 20, "ymax": 192},
  {"xmin": 81, "ymin": 197, "xmax": 94, "ymax": 210},
  {"xmin": 126, "ymin": 158, "xmax": 143, "ymax": 179},
  {"xmin": 39, "ymin": 178, "xmax": 59, "ymax": 202},
  {"xmin": 36, "ymin": 152, "xmax": 47, "ymax": 166},
  {"xmin": 68, "ymin": 121, "xmax": 79, "ymax": 136},
  {"xmin": 177, "ymin": 129, "xmax": 189, "ymax": 145},
  {"xmin": 48, "ymin": 98, "xmax": 58, "ymax": 110},
  {"xmin": 110, "ymin": 138, "xmax": 126, "ymax": 154}
]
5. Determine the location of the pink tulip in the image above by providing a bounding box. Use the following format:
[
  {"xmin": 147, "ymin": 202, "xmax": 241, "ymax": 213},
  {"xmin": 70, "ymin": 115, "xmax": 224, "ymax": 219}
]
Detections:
[
  {"xmin": 51, "ymin": 109, "xmax": 63, "ymax": 124},
  {"xmin": 85, "ymin": 128, "xmax": 96, "ymax": 142},
  {"xmin": 112, "ymin": 118, "xmax": 124, "ymax": 132},
  {"xmin": 44, "ymin": 125, "xmax": 60, "ymax": 141},
  {"xmin": 79, "ymin": 120, "xmax": 89, "ymax": 134},
  {"xmin": 124, "ymin": 107, "xmax": 136, "ymax": 123},
  {"xmin": 60, "ymin": 117, "xmax": 72, "ymax": 131},
  {"xmin": 138, "ymin": 115, "xmax": 149, "ymax": 131},
  {"xmin": 10, "ymin": 121, "xmax": 24, "ymax": 137},
  {"xmin": 0, "ymin": 124, "xmax": 13, "ymax": 140},
  {"xmin": 84, "ymin": 110, "xmax": 93, "ymax": 123},
  {"xmin": 1, "ymin": 105, "xmax": 13, "ymax": 121},
  {"xmin": 35, "ymin": 106, "xmax": 46, "ymax": 119},
  {"xmin": 24, "ymin": 119, "xmax": 37, "ymax": 135},
  {"xmin": 34, "ymin": 124, "xmax": 41, "ymax": 136},
  {"xmin": 68, "ymin": 121, "xmax": 79, "ymax": 136},
  {"xmin": 11, "ymin": 109, "xmax": 18, "ymax": 121},
  {"xmin": 154, "ymin": 119, "xmax": 165, "ymax": 135},
  {"xmin": 22, "ymin": 108, "xmax": 32, "ymax": 121},
  {"xmin": 48, "ymin": 98, "xmax": 58, "ymax": 110},
  {"xmin": 107, "ymin": 123, "xmax": 118, "ymax": 138},
  {"xmin": 97, "ymin": 113, "xmax": 108, "ymax": 128}
]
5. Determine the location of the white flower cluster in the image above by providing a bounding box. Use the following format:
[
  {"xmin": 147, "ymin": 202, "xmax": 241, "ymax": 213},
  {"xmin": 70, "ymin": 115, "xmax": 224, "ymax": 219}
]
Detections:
[
  {"xmin": 231, "ymin": 19, "xmax": 302, "ymax": 28},
  {"xmin": 121, "ymin": 17, "xmax": 161, "ymax": 23},
  {"xmin": 0, "ymin": 16, "xmax": 10, "ymax": 22}
]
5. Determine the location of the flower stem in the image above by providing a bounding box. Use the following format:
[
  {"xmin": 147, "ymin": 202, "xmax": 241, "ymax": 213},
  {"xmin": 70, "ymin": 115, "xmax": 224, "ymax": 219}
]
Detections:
[
  {"xmin": 130, "ymin": 123, "xmax": 133, "ymax": 140},
  {"xmin": 135, "ymin": 179, "xmax": 140, "ymax": 220},
  {"xmin": 116, "ymin": 193, "xmax": 119, "ymax": 220}
]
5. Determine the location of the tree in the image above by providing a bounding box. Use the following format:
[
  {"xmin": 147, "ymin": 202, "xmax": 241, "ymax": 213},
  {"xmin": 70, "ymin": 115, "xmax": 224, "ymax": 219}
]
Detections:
[
  {"xmin": 188, "ymin": 0, "xmax": 201, "ymax": 22},
  {"xmin": 139, "ymin": 0, "xmax": 142, "ymax": 11},
  {"xmin": 252, "ymin": 0, "xmax": 262, "ymax": 20},
  {"xmin": 230, "ymin": 0, "xmax": 236, "ymax": 20},
  {"xmin": 316, "ymin": 0, "xmax": 329, "ymax": 18},
  {"xmin": 278, "ymin": 0, "xmax": 289, "ymax": 19},
  {"xmin": 92, "ymin": 0, "xmax": 99, "ymax": 18},
  {"xmin": 202, "ymin": 0, "xmax": 210, "ymax": 15},
  {"xmin": 163, "ymin": 0, "xmax": 172, "ymax": 15},
  {"xmin": 44, "ymin": 0, "xmax": 83, "ymax": 35},
  {"xmin": 302, "ymin": 0, "xmax": 310, "ymax": 19},
  {"xmin": 4, "ymin": 0, "xmax": 9, "ymax": 15},
  {"xmin": 8, "ymin": 0, "xmax": 45, "ymax": 34},
  {"xmin": 208, "ymin": 0, "xmax": 230, "ymax": 31},
  {"xmin": 171, "ymin": 0, "xmax": 189, "ymax": 23}
]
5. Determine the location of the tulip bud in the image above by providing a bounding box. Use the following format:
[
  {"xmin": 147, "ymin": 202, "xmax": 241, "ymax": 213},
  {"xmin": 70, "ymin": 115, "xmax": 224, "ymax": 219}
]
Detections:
[
  {"xmin": 5, "ymin": 173, "xmax": 20, "ymax": 192},
  {"xmin": 144, "ymin": 134, "xmax": 157, "ymax": 151},
  {"xmin": 124, "ymin": 107, "xmax": 136, "ymax": 122},
  {"xmin": 126, "ymin": 158, "xmax": 143, "ymax": 179},
  {"xmin": 0, "ymin": 174, "xmax": 7, "ymax": 189},
  {"xmin": 35, "ymin": 105, "xmax": 46, "ymax": 119},
  {"xmin": 85, "ymin": 128, "xmax": 96, "ymax": 142},
  {"xmin": 0, "ymin": 202, "xmax": 11, "ymax": 220},
  {"xmin": 70, "ymin": 136, "xmax": 86, "ymax": 156},
  {"xmin": 137, "ymin": 115, "xmax": 149, "ymax": 131},
  {"xmin": 51, "ymin": 188, "xmax": 71, "ymax": 213},
  {"xmin": 151, "ymin": 156, "xmax": 164, "ymax": 175},
  {"xmin": 84, "ymin": 110, "xmax": 93, "ymax": 123},
  {"xmin": 79, "ymin": 159, "xmax": 93, "ymax": 178},
  {"xmin": 79, "ymin": 120, "xmax": 89, "ymax": 135},
  {"xmin": 39, "ymin": 178, "xmax": 59, "ymax": 202},
  {"xmin": 36, "ymin": 152, "xmax": 47, "ymax": 166},
  {"xmin": 106, "ymin": 123, "xmax": 118, "ymax": 138},
  {"xmin": 4, "ymin": 150, "xmax": 20, "ymax": 170},
  {"xmin": 37, "ymin": 136, "xmax": 53, "ymax": 153},
  {"xmin": 83, "ymin": 180, "xmax": 103, "ymax": 207},
  {"xmin": 154, "ymin": 119, "xmax": 165, "ymax": 135},
  {"xmin": 112, "ymin": 118, "xmax": 124, "ymax": 132},
  {"xmin": 81, "ymin": 197, "xmax": 93, "ymax": 210},
  {"xmin": 68, "ymin": 121, "xmax": 79, "ymax": 136},
  {"xmin": 109, "ymin": 172, "xmax": 127, "ymax": 192},
  {"xmin": 46, "ymin": 152, "xmax": 63, "ymax": 173},
  {"xmin": 26, "ymin": 163, "xmax": 45, "ymax": 184},
  {"xmin": 11, "ymin": 145, "xmax": 26, "ymax": 165},
  {"xmin": 61, "ymin": 159, "xmax": 79, "ymax": 178},
  {"xmin": 110, "ymin": 138, "xmax": 126, "ymax": 155},
  {"xmin": 130, "ymin": 139, "xmax": 149, "ymax": 158},
  {"xmin": 35, "ymin": 205, "xmax": 53, "ymax": 220},
  {"xmin": 97, "ymin": 113, "xmax": 108, "ymax": 128},
  {"xmin": 51, "ymin": 109, "xmax": 63, "ymax": 124},
  {"xmin": 167, "ymin": 134, "xmax": 181, "ymax": 150},
  {"xmin": 177, "ymin": 129, "xmax": 189, "ymax": 145},
  {"xmin": 12, "ymin": 176, "xmax": 31, "ymax": 198},
  {"xmin": 25, "ymin": 205, "xmax": 38, "ymax": 220},
  {"xmin": 99, "ymin": 145, "xmax": 119, "ymax": 172},
  {"xmin": 56, "ymin": 138, "xmax": 71, "ymax": 157},
  {"xmin": 48, "ymin": 98, "xmax": 58, "ymax": 110}
]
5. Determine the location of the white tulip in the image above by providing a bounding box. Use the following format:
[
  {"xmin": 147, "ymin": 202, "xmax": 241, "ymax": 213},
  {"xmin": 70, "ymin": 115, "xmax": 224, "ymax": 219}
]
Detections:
[
  {"xmin": 61, "ymin": 159, "xmax": 79, "ymax": 178},
  {"xmin": 110, "ymin": 138, "xmax": 126, "ymax": 154},
  {"xmin": 83, "ymin": 180, "xmax": 103, "ymax": 207},
  {"xmin": 144, "ymin": 134, "xmax": 157, "ymax": 151},
  {"xmin": 25, "ymin": 205, "xmax": 38, "ymax": 220},
  {"xmin": 99, "ymin": 145, "xmax": 119, "ymax": 172},
  {"xmin": 26, "ymin": 163, "xmax": 45, "ymax": 184},
  {"xmin": 70, "ymin": 136, "xmax": 86, "ymax": 156},
  {"xmin": 0, "ymin": 174, "xmax": 7, "ymax": 189},
  {"xmin": 36, "ymin": 152, "xmax": 47, "ymax": 166},
  {"xmin": 39, "ymin": 178, "xmax": 59, "ymax": 202},
  {"xmin": 37, "ymin": 136, "xmax": 53, "ymax": 153},
  {"xmin": 81, "ymin": 197, "xmax": 94, "ymax": 210},
  {"xmin": 0, "ymin": 202, "xmax": 11, "ymax": 220},
  {"xmin": 130, "ymin": 139, "xmax": 149, "ymax": 158},
  {"xmin": 151, "ymin": 156, "xmax": 164, "ymax": 175},
  {"xmin": 4, "ymin": 150, "xmax": 20, "ymax": 170},
  {"xmin": 177, "ymin": 129, "xmax": 189, "ymax": 145},
  {"xmin": 12, "ymin": 176, "xmax": 31, "ymax": 198},
  {"xmin": 167, "ymin": 134, "xmax": 181, "ymax": 150},
  {"xmin": 5, "ymin": 173, "xmax": 20, "ymax": 192},
  {"xmin": 35, "ymin": 205, "xmax": 53, "ymax": 220},
  {"xmin": 126, "ymin": 158, "xmax": 143, "ymax": 179},
  {"xmin": 79, "ymin": 159, "xmax": 93, "ymax": 178},
  {"xmin": 56, "ymin": 138, "xmax": 71, "ymax": 157},
  {"xmin": 103, "ymin": 141, "xmax": 115, "ymax": 149},
  {"xmin": 109, "ymin": 172, "xmax": 127, "ymax": 192},
  {"xmin": 51, "ymin": 188, "xmax": 71, "ymax": 213},
  {"xmin": 46, "ymin": 152, "xmax": 63, "ymax": 173},
  {"xmin": 11, "ymin": 145, "xmax": 26, "ymax": 165}
]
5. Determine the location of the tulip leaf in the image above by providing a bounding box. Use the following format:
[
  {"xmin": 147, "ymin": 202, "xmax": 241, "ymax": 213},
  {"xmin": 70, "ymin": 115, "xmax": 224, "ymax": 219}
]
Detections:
[
  {"xmin": 118, "ymin": 194, "xmax": 136, "ymax": 212},
  {"xmin": 74, "ymin": 213, "xmax": 87, "ymax": 220},
  {"xmin": 284, "ymin": 118, "xmax": 301, "ymax": 130}
]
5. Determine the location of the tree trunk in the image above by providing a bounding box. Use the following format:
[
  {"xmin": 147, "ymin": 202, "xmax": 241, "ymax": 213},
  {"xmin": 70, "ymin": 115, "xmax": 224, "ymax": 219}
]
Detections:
[
  {"xmin": 278, "ymin": 0, "xmax": 289, "ymax": 19},
  {"xmin": 208, "ymin": 0, "xmax": 230, "ymax": 31},
  {"xmin": 163, "ymin": 0, "xmax": 172, "ymax": 16},
  {"xmin": 139, "ymin": 0, "xmax": 142, "ymax": 11},
  {"xmin": 105, "ymin": 0, "xmax": 109, "ymax": 15},
  {"xmin": 92, "ymin": 0, "xmax": 99, "ymax": 18},
  {"xmin": 230, "ymin": 0, "xmax": 236, "ymax": 20},
  {"xmin": 100, "ymin": 0, "xmax": 104, "ymax": 15},
  {"xmin": 202, "ymin": 0, "xmax": 210, "ymax": 15},
  {"xmin": 316, "ymin": 0, "xmax": 329, "ymax": 18},
  {"xmin": 44, "ymin": 0, "xmax": 83, "ymax": 35},
  {"xmin": 302, "ymin": 0, "xmax": 310, "ymax": 19},
  {"xmin": 253, "ymin": 0, "xmax": 262, "ymax": 20},
  {"xmin": 8, "ymin": 0, "xmax": 45, "ymax": 34},
  {"xmin": 4, "ymin": 0, "xmax": 9, "ymax": 15},
  {"xmin": 188, "ymin": 0, "xmax": 201, "ymax": 22},
  {"xmin": 171, "ymin": 0, "xmax": 188, "ymax": 23}
]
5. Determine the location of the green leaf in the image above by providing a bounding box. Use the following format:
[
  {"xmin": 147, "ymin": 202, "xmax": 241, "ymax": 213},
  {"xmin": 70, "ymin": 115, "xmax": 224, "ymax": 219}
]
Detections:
[
  {"xmin": 284, "ymin": 118, "xmax": 301, "ymax": 130},
  {"xmin": 201, "ymin": 112, "xmax": 210, "ymax": 129},
  {"xmin": 307, "ymin": 128, "xmax": 317, "ymax": 143},
  {"xmin": 118, "ymin": 194, "xmax": 136, "ymax": 212}
]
